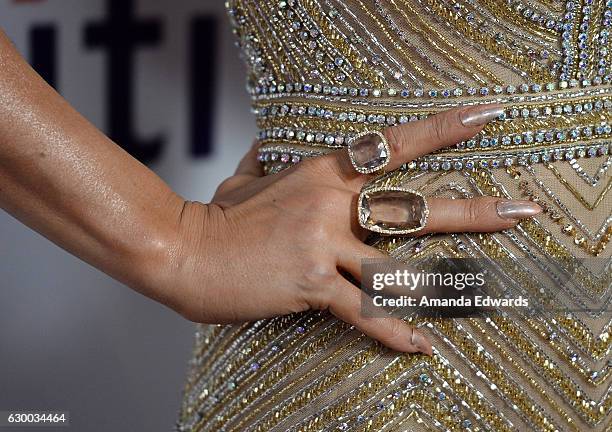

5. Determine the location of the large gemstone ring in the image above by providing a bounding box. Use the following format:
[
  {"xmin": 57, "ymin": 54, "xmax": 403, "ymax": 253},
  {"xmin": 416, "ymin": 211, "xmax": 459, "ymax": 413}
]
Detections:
[
  {"xmin": 347, "ymin": 130, "xmax": 391, "ymax": 174},
  {"xmin": 357, "ymin": 186, "xmax": 429, "ymax": 235}
]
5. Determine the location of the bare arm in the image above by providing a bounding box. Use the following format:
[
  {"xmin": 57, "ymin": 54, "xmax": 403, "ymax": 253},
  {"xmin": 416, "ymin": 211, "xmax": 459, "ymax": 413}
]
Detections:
[{"xmin": 0, "ymin": 30, "xmax": 184, "ymax": 302}]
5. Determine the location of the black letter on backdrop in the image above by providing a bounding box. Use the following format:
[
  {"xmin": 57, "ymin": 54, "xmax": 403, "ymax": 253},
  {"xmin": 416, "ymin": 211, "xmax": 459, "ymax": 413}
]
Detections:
[
  {"xmin": 30, "ymin": 25, "xmax": 57, "ymax": 89},
  {"xmin": 85, "ymin": 0, "xmax": 163, "ymax": 163},
  {"xmin": 190, "ymin": 16, "xmax": 217, "ymax": 158}
]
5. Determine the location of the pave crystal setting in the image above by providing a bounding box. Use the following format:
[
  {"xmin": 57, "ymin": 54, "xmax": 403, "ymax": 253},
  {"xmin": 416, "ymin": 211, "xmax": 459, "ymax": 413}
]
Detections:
[
  {"xmin": 347, "ymin": 130, "xmax": 391, "ymax": 174},
  {"xmin": 358, "ymin": 186, "xmax": 429, "ymax": 235}
]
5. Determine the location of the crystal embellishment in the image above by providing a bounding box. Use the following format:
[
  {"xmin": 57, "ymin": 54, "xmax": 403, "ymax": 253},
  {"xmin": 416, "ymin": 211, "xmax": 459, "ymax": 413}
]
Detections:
[
  {"xmin": 358, "ymin": 186, "xmax": 429, "ymax": 234},
  {"xmin": 347, "ymin": 130, "xmax": 391, "ymax": 174}
]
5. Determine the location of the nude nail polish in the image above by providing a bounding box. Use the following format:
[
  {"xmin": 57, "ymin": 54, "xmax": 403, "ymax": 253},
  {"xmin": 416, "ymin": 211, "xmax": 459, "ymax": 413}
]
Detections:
[
  {"xmin": 496, "ymin": 200, "xmax": 542, "ymax": 219},
  {"xmin": 411, "ymin": 329, "xmax": 433, "ymax": 356},
  {"xmin": 460, "ymin": 104, "xmax": 505, "ymax": 127}
]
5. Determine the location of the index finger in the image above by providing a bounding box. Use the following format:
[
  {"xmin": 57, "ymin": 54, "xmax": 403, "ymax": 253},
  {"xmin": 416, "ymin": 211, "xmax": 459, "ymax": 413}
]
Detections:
[{"xmin": 382, "ymin": 103, "xmax": 505, "ymax": 171}]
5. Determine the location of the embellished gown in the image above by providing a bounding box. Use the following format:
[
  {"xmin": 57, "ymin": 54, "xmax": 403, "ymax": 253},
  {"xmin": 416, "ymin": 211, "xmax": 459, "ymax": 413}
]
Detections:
[{"xmin": 178, "ymin": 1, "xmax": 611, "ymax": 431}]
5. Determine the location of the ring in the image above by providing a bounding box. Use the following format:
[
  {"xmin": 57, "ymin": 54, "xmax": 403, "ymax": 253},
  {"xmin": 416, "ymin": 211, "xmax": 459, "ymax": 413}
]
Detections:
[
  {"xmin": 357, "ymin": 186, "xmax": 429, "ymax": 235},
  {"xmin": 347, "ymin": 130, "xmax": 391, "ymax": 175}
]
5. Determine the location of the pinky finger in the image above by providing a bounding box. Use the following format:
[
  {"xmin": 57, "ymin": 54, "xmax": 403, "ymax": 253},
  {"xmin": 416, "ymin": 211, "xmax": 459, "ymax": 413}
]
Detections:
[{"xmin": 327, "ymin": 277, "xmax": 433, "ymax": 355}]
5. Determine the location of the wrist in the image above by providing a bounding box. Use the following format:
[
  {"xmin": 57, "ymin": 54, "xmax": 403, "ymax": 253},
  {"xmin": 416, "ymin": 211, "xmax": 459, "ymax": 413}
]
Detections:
[
  {"xmin": 125, "ymin": 194, "xmax": 193, "ymax": 305},
  {"xmin": 131, "ymin": 197, "xmax": 218, "ymax": 319}
]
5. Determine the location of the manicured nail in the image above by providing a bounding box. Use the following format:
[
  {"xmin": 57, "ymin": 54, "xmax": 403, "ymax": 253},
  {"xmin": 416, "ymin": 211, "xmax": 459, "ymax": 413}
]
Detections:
[
  {"xmin": 460, "ymin": 104, "xmax": 505, "ymax": 127},
  {"xmin": 412, "ymin": 329, "xmax": 433, "ymax": 356},
  {"xmin": 496, "ymin": 200, "xmax": 542, "ymax": 219}
]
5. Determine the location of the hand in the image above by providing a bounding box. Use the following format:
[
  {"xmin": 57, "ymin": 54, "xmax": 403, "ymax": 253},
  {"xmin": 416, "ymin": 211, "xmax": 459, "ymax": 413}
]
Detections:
[{"xmin": 158, "ymin": 104, "xmax": 541, "ymax": 355}]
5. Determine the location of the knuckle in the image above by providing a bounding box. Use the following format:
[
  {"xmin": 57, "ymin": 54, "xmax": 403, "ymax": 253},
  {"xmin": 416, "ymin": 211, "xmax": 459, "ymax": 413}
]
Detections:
[
  {"xmin": 293, "ymin": 156, "xmax": 320, "ymax": 176},
  {"xmin": 463, "ymin": 199, "xmax": 485, "ymax": 224},
  {"xmin": 303, "ymin": 259, "xmax": 336, "ymax": 285},
  {"xmin": 425, "ymin": 113, "xmax": 447, "ymax": 143},
  {"xmin": 300, "ymin": 261, "xmax": 337, "ymax": 297},
  {"xmin": 306, "ymin": 187, "xmax": 347, "ymax": 214},
  {"xmin": 386, "ymin": 319, "xmax": 406, "ymax": 344},
  {"xmin": 299, "ymin": 154, "xmax": 335, "ymax": 175},
  {"xmin": 385, "ymin": 125, "xmax": 405, "ymax": 156}
]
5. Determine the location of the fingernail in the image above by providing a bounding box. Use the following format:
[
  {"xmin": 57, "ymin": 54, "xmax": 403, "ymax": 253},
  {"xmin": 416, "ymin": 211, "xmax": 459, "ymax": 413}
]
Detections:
[
  {"xmin": 460, "ymin": 104, "xmax": 505, "ymax": 127},
  {"xmin": 496, "ymin": 200, "xmax": 542, "ymax": 219},
  {"xmin": 412, "ymin": 329, "xmax": 433, "ymax": 356}
]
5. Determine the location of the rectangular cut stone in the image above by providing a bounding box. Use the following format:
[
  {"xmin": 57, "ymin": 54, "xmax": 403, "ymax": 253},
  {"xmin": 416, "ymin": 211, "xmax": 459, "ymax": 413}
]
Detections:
[{"xmin": 361, "ymin": 189, "xmax": 427, "ymax": 232}]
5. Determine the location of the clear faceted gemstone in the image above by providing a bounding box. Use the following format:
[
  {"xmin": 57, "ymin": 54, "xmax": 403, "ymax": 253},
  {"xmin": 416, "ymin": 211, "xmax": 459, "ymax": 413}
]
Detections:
[
  {"xmin": 361, "ymin": 190, "xmax": 426, "ymax": 232},
  {"xmin": 349, "ymin": 132, "xmax": 389, "ymax": 171}
]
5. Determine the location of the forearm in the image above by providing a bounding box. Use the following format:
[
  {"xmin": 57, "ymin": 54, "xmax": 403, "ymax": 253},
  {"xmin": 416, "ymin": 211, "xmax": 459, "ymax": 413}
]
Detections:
[{"xmin": 0, "ymin": 30, "xmax": 185, "ymax": 297}]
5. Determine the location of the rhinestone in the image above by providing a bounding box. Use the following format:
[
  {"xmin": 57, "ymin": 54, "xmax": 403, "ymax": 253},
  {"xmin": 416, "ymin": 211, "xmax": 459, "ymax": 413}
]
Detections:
[{"xmin": 419, "ymin": 373, "xmax": 430, "ymax": 383}]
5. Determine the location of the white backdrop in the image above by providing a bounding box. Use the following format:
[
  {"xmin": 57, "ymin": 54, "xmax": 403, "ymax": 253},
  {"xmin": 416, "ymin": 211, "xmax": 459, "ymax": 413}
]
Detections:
[{"xmin": 0, "ymin": 1, "xmax": 255, "ymax": 430}]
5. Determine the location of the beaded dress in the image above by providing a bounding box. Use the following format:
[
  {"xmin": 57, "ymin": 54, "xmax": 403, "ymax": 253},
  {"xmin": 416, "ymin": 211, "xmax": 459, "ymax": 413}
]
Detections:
[{"xmin": 178, "ymin": 1, "xmax": 612, "ymax": 431}]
